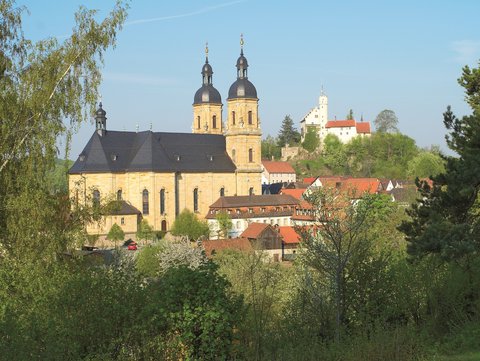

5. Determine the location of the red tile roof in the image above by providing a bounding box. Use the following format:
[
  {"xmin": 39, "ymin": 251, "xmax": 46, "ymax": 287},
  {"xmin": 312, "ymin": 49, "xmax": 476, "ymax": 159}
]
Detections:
[
  {"xmin": 262, "ymin": 160, "xmax": 295, "ymax": 174},
  {"xmin": 280, "ymin": 188, "xmax": 305, "ymax": 199},
  {"xmin": 325, "ymin": 120, "xmax": 356, "ymax": 128},
  {"xmin": 303, "ymin": 177, "xmax": 317, "ymax": 185},
  {"xmin": 241, "ymin": 222, "xmax": 271, "ymax": 239},
  {"xmin": 356, "ymin": 122, "xmax": 371, "ymax": 133},
  {"xmin": 337, "ymin": 178, "xmax": 380, "ymax": 196},
  {"xmin": 202, "ymin": 238, "xmax": 253, "ymax": 257},
  {"xmin": 278, "ymin": 226, "xmax": 301, "ymax": 244}
]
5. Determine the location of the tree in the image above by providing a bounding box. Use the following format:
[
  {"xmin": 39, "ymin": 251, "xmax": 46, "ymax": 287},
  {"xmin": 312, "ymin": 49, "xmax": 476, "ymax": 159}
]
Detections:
[
  {"xmin": 215, "ymin": 211, "xmax": 232, "ymax": 239},
  {"xmin": 107, "ymin": 223, "xmax": 124, "ymax": 249},
  {"xmin": 302, "ymin": 126, "xmax": 320, "ymax": 152},
  {"xmin": 407, "ymin": 151, "xmax": 445, "ymax": 179},
  {"xmin": 323, "ymin": 134, "xmax": 347, "ymax": 174},
  {"xmin": 0, "ymin": 1, "xmax": 128, "ymax": 262},
  {"xmin": 346, "ymin": 109, "xmax": 354, "ymax": 120},
  {"xmin": 171, "ymin": 209, "xmax": 210, "ymax": 241},
  {"xmin": 277, "ymin": 115, "xmax": 300, "ymax": 147},
  {"xmin": 400, "ymin": 61, "xmax": 480, "ymax": 261},
  {"xmin": 136, "ymin": 219, "xmax": 154, "ymax": 245},
  {"xmin": 374, "ymin": 109, "xmax": 399, "ymax": 133},
  {"xmin": 298, "ymin": 188, "xmax": 384, "ymax": 341},
  {"xmin": 261, "ymin": 135, "xmax": 281, "ymax": 160}
]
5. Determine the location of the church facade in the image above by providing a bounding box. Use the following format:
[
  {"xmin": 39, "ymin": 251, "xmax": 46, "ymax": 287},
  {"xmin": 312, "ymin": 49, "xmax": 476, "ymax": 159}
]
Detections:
[{"xmin": 68, "ymin": 42, "xmax": 262, "ymax": 238}]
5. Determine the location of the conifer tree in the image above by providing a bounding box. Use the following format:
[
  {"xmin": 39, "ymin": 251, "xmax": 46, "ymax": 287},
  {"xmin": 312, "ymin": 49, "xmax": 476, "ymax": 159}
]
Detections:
[{"xmin": 277, "ymin": 115, "xmax": 300, "ymax": 147}]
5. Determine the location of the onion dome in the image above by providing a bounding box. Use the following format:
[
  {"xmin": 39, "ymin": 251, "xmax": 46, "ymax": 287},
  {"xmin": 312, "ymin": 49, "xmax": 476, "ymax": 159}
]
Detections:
[
  {"xmin": 193, "ymin": 43, "xmax": 222, "ymax": 105},
  {"xmin": 228, "ymin": 34, "xmax": 257, "ymax": 100}
]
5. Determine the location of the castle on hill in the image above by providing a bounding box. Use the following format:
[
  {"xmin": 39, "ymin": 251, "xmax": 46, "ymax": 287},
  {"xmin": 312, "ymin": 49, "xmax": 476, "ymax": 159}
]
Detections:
[
  {"xmin": 68, "ymin": 39, "xmax": 262, "ymax": 238},
  {"xmin": 300, "ymin": 91, "xmax": 371, "ymax": 146}
]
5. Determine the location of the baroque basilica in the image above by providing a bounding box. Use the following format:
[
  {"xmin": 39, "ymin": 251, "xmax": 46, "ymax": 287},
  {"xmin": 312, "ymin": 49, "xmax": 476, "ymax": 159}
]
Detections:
[{"xmin": 69, "ymin": 39, "xmax": 262, "ymax": 237}]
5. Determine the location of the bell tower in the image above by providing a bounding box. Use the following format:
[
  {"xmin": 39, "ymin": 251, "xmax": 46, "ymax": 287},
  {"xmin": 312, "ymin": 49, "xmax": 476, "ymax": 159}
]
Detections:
[
  {"xmin": 192, "ymin": 43, "xmax": 223, "ymax": 134},
  {"xmin": 225, "ymin": 35, "xmax": 262, "ymax": 195}
]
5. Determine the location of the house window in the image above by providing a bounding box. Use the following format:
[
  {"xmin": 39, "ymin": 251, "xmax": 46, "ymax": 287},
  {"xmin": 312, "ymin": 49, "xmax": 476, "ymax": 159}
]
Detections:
[
  {"xmin": 248, "ymin": 148, "xmax": 253, "ymax": 162},
  {"xmin": 197, "ymin": 116, "xmax": 201, "ymax": 129},
  {"xmin": 248, "ymin": 110, "xmax": 252, "ymax": 125},
  {"xmin": 93, "ymin": 189, "xmax": 100, "ymax": 207},
  {"xmin": 213, "ymin": 115, "xmax": 217, "ymax": 129},
  {"xmin": 232, "ymin": 111, "xmax": 236, "ymax": 125},
  {"xmin": 142, "ymin": 189, "xmax": 149, "ymax": 215},
  {"xmin": 193, "ymin": 188, "xmax": 199, "ymax": 212},
  {"xmin": 236, "ymin": 221, "xmax": 241, "ymax": 229},
  {"xmin": 160, "ymin": 189, "xmax": 165, "ymax": 215},
  {"xmin": 249, "ymin": 187, "xmax": 254, "ymax": 196},
  {"xmin": 261, "ymin": 207, "xmax": 266, "ymax": 213},
  {"xmin": 121, "ymin": 217, "xmax": 125, "ymax": 225},
  {"xmin": 248, "ymin": 208, "xmax": 253, "ymax": 213},
  {"xmin": 236, "ymin": 209, "xmax": 240, "ymax": 214},
  {"xmin": 117, "ymin": 189, "xmax": 122, "ymax": 201},
  {"xmin": 220, "ymin": 187, "xmax": 225, "ymax": 197}
]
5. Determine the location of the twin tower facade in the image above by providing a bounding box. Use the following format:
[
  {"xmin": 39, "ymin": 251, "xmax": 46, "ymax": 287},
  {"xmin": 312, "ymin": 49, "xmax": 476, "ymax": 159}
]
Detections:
[{"xmin": 192, "ymin": 43, "xmax": 262, "ymax": 182}]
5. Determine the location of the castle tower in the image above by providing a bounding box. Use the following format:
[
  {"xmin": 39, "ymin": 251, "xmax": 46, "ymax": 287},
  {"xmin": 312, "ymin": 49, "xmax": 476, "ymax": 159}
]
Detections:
[
  {"xmin": 225, "ymin": 35, "xmax": 262, "ymax": 195},
  {"xmin": 192, "ymin": 43, "xmax": 223, "ymax": 134}
]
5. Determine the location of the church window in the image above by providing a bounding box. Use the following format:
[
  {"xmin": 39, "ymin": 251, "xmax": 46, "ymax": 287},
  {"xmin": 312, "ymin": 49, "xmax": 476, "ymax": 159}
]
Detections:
[
  {"xmin": 193, "ymin": 188, "xmax": 199, "ymax": 212},
  {"xmin": 160, "ymin": 189, "xmax": 165, "ymax": 215},
  {"xmin": 213, "ymin": 115, "xmax": 217, "ymax": 129},
  {"xmin": 220, "ymin": 187, "xmax": 225, "ymax": 197},
  {"xmin": 249, "ymin": 187, "xmax": 254, "ymax": 196},
  {"xmin": 248, "ymin": 111, "xmax": 252, "ymax": 125},
  {"xmin": 197, "ymin": 116, "xmax": 201, "ymax": 129},
  {"xmin": 93, "ymin": 189, "xmax": 100, "ymax": 207},
  {"xmin": 121, "ymin": 217, "xmax": 125, "ymax": 225},
  {"xmin": 161, "ymin": 220, "xmax": 167, "ymax": 231},
  {"xmin": 142, "ymin": 189, "xmax": 149, "ymax": 215},
  {"xmin": 232, "ymin": 149, "xmax": 236, "ymax": 163},
  {"xmin": 248, "ymin": 148, "xmax": 253, "ymax": 162},
  {"xmin": 232, "ymin": 111, "xmax": 236, "ymax": 125},
  {"xmin": 117, "ymin": 189, "xmax": 122, "ymax": 201}
]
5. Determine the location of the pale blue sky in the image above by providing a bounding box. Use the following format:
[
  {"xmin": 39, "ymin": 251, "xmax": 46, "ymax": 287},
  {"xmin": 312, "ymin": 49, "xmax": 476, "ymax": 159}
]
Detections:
[{"xmin": 18, "ymin": 0, "xmax": 480, "ymax": 158}]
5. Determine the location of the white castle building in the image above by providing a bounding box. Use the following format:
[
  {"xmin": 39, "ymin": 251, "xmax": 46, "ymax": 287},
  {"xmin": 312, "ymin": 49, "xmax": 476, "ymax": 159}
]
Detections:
[{"xmin": 300, "ymin": 91, "xmax": 371, "ymax": 146}]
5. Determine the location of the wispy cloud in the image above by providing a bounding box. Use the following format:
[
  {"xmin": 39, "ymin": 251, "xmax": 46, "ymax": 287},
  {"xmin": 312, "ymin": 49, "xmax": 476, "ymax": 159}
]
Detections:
[
  {"xmin": 451, "ymin": 40, "xmax": 480, "ymax": 65},
  {"xmin": 126, "ymin": 0, "xmax": 246, "ymax": 26},
  {"xmin": 103, "ymin": 72, "xmax": 178, "ymax": 86}
]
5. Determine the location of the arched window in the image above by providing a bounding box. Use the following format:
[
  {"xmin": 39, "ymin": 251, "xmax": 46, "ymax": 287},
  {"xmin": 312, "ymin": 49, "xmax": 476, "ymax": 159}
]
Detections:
[
  {"xmin": 232, "ymin": 149, "xmax": 236, "ymax": 163},
  {"xmin": 117, "ymin": 189, "xmax": 122, "ymax": 201},
  {"xmin": 220, "ymin": 187, "xmax": 225, "ymax": 197},
  {"xmin": 193, "ymin": 188, "xmax": 199, "ymax": 212},
  {"xmin": 142, "ymin": 189, "xmax": 149, "ymax": 215},
  {"xmin": 232, "ymin": 111, "xmax": 236, "ymax": 125},
  {"xmin": 212, "ymin": 115, "xmax": 217, "ymax": 129},
  {"xmin": 248, "ymin": 111, "xmax": 252, "ymax": 125},
  {"xmin": 249, "ymin": 187, "xmax": 254, "ymax": 196},
  {"xmin": 197, "ymin": 116, "xmax": 201, "ymax": 129},
  {"xmin": 161, "ymin": 220, "xmax": 167, "ymax": 231},
  {"xmin": 248, "ymin": 148, "xmax": 253, "ymax": 162},
  {"xmin": 160, "ymin": 189, "xmax": 165, "ymax": 215},
  {"xmin": 93, "ymin": 189, "xmax": 100, "ymax": 207}
]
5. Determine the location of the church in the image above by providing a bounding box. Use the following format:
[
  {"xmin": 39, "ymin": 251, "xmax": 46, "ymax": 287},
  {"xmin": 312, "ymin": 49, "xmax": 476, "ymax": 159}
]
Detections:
[{"xmin": 68, "ymin": 40, "xmax": 262, "ymax": 238}]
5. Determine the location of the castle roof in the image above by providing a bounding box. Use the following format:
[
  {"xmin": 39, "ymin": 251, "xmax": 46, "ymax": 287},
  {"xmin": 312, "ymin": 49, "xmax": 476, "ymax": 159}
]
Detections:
[
  {"xmin": 69, "ymin": 131, "xmax": 236, "ymax": 174},
  {"xmin": 325, "ymin": 119, "xmax": 356, "ymax": 128},
  {"xmin": 356, "ymin": 122, "xmax": 371, "ymax": 133}
]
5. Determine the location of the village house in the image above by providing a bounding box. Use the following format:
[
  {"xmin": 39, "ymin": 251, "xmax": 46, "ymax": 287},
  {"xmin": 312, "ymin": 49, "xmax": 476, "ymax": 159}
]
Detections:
[{"xmin": 261, "ymin": 160, "xmax": 296, "ymax": 184}]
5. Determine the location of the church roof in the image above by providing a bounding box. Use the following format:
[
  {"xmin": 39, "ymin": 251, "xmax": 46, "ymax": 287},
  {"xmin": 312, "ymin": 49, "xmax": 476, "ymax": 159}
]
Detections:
[{"xmin": 69, "ymin": 130, "xmax": 236, "ymax": 174}]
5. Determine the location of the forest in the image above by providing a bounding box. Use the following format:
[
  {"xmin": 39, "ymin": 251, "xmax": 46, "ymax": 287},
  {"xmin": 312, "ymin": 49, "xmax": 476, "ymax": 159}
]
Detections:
[{"xmin": 1, "ymin": 1, "xmax": 480, "ymax": 360}]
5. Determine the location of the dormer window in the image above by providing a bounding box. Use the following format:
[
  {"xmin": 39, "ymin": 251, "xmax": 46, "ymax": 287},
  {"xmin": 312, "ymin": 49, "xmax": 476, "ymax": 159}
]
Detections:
[
  {"xmin": 79, "ymin": 154, "xmax": 86, "ymax": 162},
  {"xmin": 111, "ymin": 153, "xmax": 117, "ymax": 161},
  {"xmin": 174, "ymin": 154, "xmax": 181, "ymax": 162}
]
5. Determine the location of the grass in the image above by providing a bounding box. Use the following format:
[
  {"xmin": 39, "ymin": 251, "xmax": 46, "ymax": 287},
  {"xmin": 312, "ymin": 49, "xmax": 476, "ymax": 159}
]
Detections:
[{"xmin": 435, "ymin": 351, "xmax": 480, "ymax": 361}]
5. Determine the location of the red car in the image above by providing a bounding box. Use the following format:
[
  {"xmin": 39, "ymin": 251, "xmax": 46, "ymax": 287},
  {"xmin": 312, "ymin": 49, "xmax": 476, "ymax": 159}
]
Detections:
[{"xmin": 127, "ymin": 242, "xmax": 137, "ymax": 251}]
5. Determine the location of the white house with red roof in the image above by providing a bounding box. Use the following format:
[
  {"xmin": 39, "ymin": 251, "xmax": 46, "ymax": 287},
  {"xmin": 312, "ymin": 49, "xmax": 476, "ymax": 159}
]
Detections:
[
  {"xmin": 300, "ymin": 91, "xmax": 371, "ymax": 146},
  {"xmin": 261, "ymin": 160, "xmax": 296, "ymax": 184}
]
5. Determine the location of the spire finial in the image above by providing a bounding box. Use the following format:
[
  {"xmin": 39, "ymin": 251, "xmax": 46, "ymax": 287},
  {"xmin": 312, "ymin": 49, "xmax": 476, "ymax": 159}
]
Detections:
[
  {"xmin": 205, "ymin": 41, "xmax": 209, "ymax": 62},
  {"xmin": 240, "ymin": 33, "xmax": 244, "ymax": 54}
]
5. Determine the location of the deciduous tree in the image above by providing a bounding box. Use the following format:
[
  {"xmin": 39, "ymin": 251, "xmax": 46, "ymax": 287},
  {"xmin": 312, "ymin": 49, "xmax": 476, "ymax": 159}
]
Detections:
[
  {"xmin": 171, "ymin": 209, "xmax": 210, "ymax": 241},
  {"xmin": 374, "ymin": 109, "xmax": 399, "ymax": 133},
  {"xmin": 107, "ymin": 223, "xmax": 124, "ymax": 249}
]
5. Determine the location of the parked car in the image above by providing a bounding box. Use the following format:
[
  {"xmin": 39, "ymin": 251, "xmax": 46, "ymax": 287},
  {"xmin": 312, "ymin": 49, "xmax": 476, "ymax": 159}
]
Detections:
[{"xmin": 127, "ymin": 242, "xmax": 137, "ymax": 251}]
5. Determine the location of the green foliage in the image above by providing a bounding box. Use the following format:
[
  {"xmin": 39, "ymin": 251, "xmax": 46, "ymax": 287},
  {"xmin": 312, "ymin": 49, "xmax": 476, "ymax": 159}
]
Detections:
[
  {"xmin": 400, "ymin": 62, "xmax": 480, "ymax": 261},
  {"xmin": 107, "ymin": 222, "xmax": 124, "ymax": 248},
  {"xmin": 261, "ymin": 134, "xmax": 281, "ymax": 160},
  {"xmin": 277, "ymin": 115, "xmax": 300, "ymax": 147},
  {"xmin": 323, "ymin": 134, "xmax": 348, "ymax": 174},
  {"xmin": 136, "ymin": 242, "xmax": 163, "ymax": 277},
  {"xmin": 136, "ymin": 218, "xmax": 154, "ymax": 244},
  {"xmin": 302, "ymin": 125, "xmax": 320, "ymax": 152},
  {"xmin": 45, "ymin": 158, "xmax": 74, "ymax": 194},
  {"xmin": 215, "ymin": 211, "xmax": 232, "ymax": 238},
  {"xmin": 407, "ymin": 151, "xmax": 445, "ymax": 178},
  {"xmin": 374, "ymin": 109, "xmax": 399, "ymax": 133},
  {"xmin": 171, "ymin": 208, "xmax": 210, "ymax": 241}
]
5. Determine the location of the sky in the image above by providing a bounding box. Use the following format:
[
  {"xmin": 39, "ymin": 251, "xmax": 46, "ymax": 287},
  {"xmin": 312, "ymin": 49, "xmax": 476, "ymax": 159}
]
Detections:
[{"xmin": 17, "ymin": 0, "xmax": 480, "ymax": 158}]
